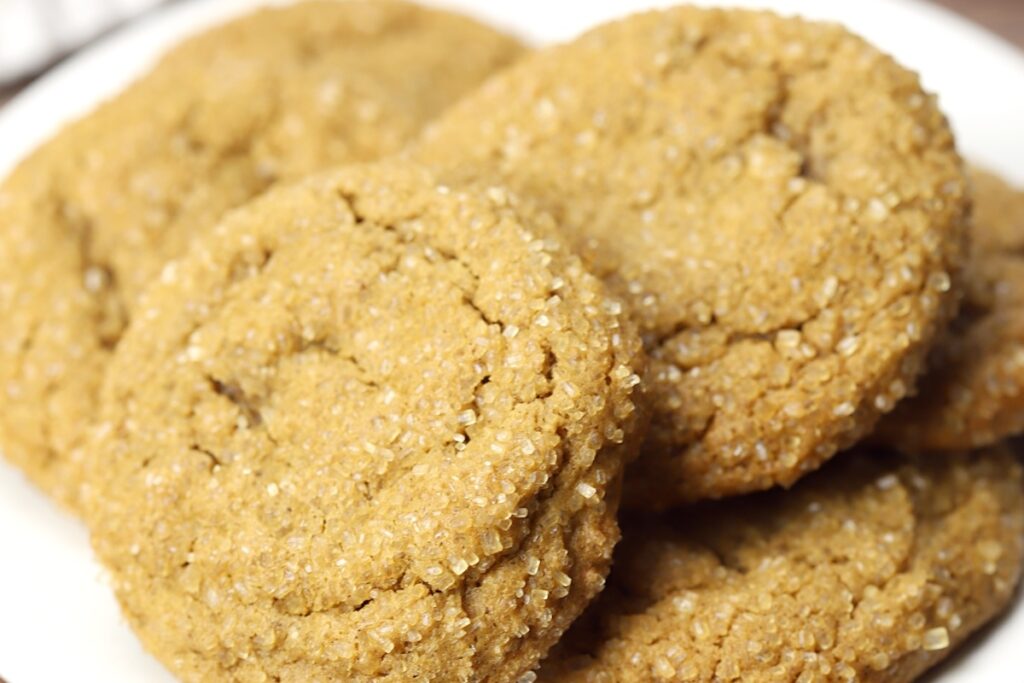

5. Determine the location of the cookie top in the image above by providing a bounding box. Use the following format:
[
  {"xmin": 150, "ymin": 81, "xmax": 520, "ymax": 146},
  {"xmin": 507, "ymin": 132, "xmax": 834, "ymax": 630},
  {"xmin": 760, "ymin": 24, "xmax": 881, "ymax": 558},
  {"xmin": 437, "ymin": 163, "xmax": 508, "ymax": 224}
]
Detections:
[
  {"xmin": 411, "ymin": 7, "xmax": 968, "ymax": 505},
  {"xmin": 0, "ymin": 0, "xmax": 524, "ymax": 511},
  {"xmin": 539, "ymin": 446, "xmax": 1024, "ymax": 683},
  {"xmin": 85, "ymin": 162, "xmax": 645, "ymax": 683},
  {"xmin": 880, "ymin": 170, "xmax": 1024, "ymax": 451}
]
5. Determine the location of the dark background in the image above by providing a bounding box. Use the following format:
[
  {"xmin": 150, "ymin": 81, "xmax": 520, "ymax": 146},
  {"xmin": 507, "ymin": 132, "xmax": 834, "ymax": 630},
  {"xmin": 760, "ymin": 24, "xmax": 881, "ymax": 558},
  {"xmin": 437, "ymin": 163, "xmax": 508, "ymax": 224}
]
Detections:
[{"xmin": 934, "ymin": 0, "xmax": 1024, "ymax": 46}]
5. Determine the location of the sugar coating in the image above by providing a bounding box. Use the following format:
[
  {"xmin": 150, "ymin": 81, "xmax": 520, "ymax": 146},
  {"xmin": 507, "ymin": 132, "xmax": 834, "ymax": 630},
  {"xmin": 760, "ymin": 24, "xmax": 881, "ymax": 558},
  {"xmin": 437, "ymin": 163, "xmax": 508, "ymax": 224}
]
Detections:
[
  {"xmin": 538, "ymin": 447, "xmax": 1024, "ymax": 683},
  {"xmin": 411, "ymin": 7, "xmax": 968, "ymax": 505},
  {"xmin": 85, "ymin": 162, "xmax": 645, "ymax": 682},
  {"xmin": 0, "ymin": 0, "xmax": 525, "ymax": 512},
  {"xmin": 880, "ymin": 169, "xmax": 1024, "ymax": 451}
]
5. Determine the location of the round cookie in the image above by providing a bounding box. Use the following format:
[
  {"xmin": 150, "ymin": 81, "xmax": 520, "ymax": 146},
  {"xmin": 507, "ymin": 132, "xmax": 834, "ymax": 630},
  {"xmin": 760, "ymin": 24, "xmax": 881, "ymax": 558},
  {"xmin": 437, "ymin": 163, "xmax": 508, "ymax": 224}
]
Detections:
[
  {"xmin": 880, "ymin": 169, "xmax": 1024, "ymax": 451},
  {"xmin": 85, "ymin": 162, "xmax": 645, "ymax": 682},
  {"xmin": 538, "ymin": 446, "xmax": 1024, "ymax": 683},
  {"xmin": 411, "ymin": 7, "xmax": 968, "ymax": 505},
  {"xmin": 0, "ymin": 0, "xmax": 525, "ymax": 511}
]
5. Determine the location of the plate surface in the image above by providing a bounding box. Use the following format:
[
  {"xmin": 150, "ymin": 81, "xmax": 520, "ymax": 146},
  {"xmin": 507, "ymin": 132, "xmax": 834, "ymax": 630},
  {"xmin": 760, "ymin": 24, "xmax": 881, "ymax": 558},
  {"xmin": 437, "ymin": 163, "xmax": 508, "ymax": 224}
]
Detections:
[{"xmin": 0, "ymin": 1, "xmax": 1022, "ymax": 681}]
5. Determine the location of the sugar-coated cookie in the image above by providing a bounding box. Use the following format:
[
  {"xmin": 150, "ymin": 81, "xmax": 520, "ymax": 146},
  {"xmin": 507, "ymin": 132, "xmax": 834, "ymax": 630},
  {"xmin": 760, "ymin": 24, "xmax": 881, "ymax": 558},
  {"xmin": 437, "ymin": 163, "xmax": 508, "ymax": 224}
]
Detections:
[
  {"xmin": 881, "ymin": 169, "xmax": 1024, "ymax": 451},
  {"xmin": 412, "ymin": 7, "xmax": 968, "ymax": 505},
  {"xmin": 0, "ymin": 0, "xmax": 525, "ymax": 511},
  {"xmin": 86, "ymin": 162, "xmax": 645, "ymax": 683},
  {"xmin": 540, "ymin": 447, "xmax": 1023, "ymax": 683}
]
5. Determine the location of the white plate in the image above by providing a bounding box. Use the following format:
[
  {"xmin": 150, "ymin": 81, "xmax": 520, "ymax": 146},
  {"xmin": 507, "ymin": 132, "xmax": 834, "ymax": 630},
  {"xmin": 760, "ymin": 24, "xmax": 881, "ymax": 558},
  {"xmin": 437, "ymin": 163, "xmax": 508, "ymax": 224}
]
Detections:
[{"xmin": 0, "ymin": 1, "xmax": 1022, "ymax": 681}]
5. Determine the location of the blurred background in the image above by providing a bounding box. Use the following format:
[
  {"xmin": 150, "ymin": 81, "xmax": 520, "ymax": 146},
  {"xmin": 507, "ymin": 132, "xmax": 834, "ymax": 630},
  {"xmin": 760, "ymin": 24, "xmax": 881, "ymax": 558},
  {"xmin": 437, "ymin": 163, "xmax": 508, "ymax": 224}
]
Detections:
[
  {"xmin": 0, "ymin": 0, "xmax": 164, "ymax": 87},
  {"xmin": 932, "ymin": 0, "xmax": 1024, "ymax": 45},
  {"xmin": 0, "ymin": 0, "xmax": 1022, "ymax": 98}
]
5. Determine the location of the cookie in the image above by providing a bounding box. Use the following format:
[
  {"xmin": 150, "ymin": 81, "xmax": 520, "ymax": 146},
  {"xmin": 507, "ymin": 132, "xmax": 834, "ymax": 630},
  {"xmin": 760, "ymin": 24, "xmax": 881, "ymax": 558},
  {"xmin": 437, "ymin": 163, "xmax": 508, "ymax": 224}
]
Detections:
[
  {"xmin": 879, "ymin": 169, "xmax": 1024, "ymax": 451},
  {"xmin": 85, "ymin": 162, "xmax": 645, "ymax": 682},
  {"xmin": 538, "ymin": 446, "xmax": 1024, "ymax": 683},
  {"xmin": 411, "ymin": 7, "xmax": 968, "ymax": 505},
  {"xmin": 0, "ymin": 0, "xmax": 525, "ymax": 511}
]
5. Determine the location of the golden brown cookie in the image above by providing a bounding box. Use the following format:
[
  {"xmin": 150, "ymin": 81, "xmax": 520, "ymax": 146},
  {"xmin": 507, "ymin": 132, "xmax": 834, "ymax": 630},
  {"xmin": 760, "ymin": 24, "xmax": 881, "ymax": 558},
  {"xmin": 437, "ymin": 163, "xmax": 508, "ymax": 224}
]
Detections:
[
  {"xmin": 411, "ymin": 7, "xmax": 968, "ymax": 505},
  {"xmin": 538, "ymin": 446, "xmax": 1024, "ymax": 683},
  {"xmin": 0, "ymin": 0, "xmax": 525, "ymax": 511},
  {"xmin": 85, "ymin": 162, "xmax": 645, "ymax": 683},
  {"xmin": 880, "ymin": 169, "xmax": 1024, "ymax": 451}
]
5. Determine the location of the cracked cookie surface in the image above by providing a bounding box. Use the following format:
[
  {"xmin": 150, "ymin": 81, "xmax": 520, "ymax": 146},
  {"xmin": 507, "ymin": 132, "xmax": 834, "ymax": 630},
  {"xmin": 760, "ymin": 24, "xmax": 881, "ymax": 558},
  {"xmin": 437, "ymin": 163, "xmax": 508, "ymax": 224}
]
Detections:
[
  {"xmin": 0, "ymin": 0, "xmax": 525, "ymax": 512},
  {"xmin": 85, "ymin": 162, "xmax": 645, "ymax": 683},
  {"xmin": 411, "ymin": 7, "xmax": 968, "ymax": 505},
  {"xmin": 538, "ymin": 447, "xmax": 1024, "ymax": 683},
  {"xmin": 880, "ymin": 169, "xmax": 1024, "ymax": 451}
]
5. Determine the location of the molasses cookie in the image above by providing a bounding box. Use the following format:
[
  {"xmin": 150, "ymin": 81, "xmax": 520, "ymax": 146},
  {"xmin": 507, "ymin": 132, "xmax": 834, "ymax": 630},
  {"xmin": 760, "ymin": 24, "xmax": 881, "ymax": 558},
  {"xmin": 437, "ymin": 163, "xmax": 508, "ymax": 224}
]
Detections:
[
  {"xmin": 880, "ymin": 169, "xmax": 1024, "ymax": 451},
  {"xmin": 0, "ymin": 0, "xmax": 525, "ymax": 511},
  {"xmin": 539, "ymin": 447, "xmax": 1024, "ymax": 683},
  {"xmin": 85, "ymin": 162, "xmax": 645, "ymax": 682},
  {"xmin": 411, "ymin": 7, "xmax": 968, "ymax": 505}
]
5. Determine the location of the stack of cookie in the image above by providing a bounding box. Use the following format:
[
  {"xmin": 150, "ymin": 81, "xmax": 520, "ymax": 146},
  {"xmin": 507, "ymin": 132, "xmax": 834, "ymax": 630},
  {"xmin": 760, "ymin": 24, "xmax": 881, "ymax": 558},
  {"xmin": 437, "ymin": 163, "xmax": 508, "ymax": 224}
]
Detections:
[{"xmin": 1, "ymin": 2, "xmax": 1021, "ymax": 682}]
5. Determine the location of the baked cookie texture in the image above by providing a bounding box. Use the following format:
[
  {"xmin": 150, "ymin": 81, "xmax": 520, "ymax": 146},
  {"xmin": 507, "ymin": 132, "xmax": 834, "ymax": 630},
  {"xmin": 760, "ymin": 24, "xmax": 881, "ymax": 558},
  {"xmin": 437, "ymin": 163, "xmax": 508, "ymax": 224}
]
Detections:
[
  {"xmin": 538, "ymin": 447, "xmax": 1024, "ymax": 683},
  {"xmin": 85, "ymin": 162, "xmax": 645, "ymax": 683},
  {"xmin": 880, "ymin": 169, "xmax": 1024, "ymax": 451},
  {"xmin": 411, "ymin": 7, "xmax": 968, "ymax": 505},
  {"xmin": 0, "ymin": 0, "xmax": 525, "ymax": 512}
]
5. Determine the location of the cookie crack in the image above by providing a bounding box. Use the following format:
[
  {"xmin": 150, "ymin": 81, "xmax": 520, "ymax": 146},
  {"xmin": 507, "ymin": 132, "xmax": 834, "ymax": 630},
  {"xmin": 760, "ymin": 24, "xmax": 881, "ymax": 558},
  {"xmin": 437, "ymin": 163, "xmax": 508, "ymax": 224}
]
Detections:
[
  {"xmin": 190, "ymin": 443, "xmax": 223, "ymax": 469},
  {"xmin": 271, "ymin": 565, "xmax": 445, "ymax": 618},
  {"xmin": 209, "ymin": 376, "xmax": 264, "ymax": 428},
  {"xmin": 644, "ymin": 59, "xmax": 840, "ymax": 356},
  {"xmin": 336, "ymin": 184, "xmax": 509, "ymax": 335},
  {"xmin": 461, "ymin": 292, "xmax": 498, "ymax": 327},
  {"xmin": 431, "ymin": 239, "xmax": 504, "ymax": 331},
  {"xmin": 338, "ymin": 351, "xmax": 381, "ymax": 390}
]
